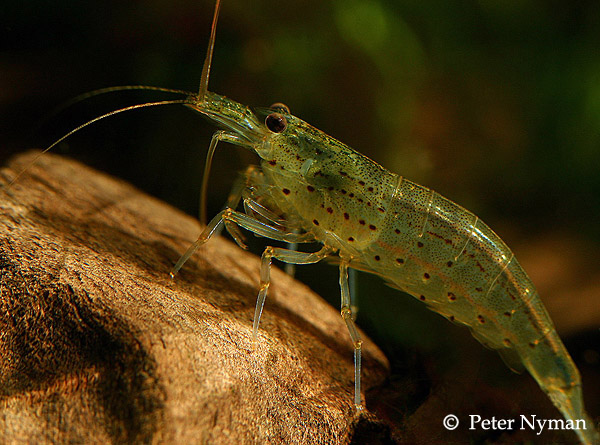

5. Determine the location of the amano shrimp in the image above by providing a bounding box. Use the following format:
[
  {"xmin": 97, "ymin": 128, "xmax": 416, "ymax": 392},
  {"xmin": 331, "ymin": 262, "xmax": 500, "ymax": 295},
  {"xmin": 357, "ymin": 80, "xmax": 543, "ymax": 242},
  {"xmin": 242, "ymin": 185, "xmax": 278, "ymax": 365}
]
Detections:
[{"xmin": 27, "ymin": 1, "xmax": 598, "ymax": 443}]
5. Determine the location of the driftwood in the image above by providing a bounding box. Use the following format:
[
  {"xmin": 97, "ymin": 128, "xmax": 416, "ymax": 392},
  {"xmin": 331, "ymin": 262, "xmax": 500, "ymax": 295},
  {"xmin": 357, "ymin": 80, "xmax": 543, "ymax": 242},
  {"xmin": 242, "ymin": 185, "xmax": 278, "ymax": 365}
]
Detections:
[
  {"xmin": 0, "ymin": 151, "xmax": 390, "ymax": 444},
  {"xmin": 2, "ymin": 151, "xmax": 599, "ymax": 445}
]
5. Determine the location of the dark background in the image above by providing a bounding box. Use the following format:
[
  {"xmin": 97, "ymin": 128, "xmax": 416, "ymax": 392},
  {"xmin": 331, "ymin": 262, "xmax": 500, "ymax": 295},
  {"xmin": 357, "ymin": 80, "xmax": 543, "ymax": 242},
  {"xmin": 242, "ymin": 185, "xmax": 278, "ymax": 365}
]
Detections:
[{"xmin": 3, "ymin": 1, "xmax": 599, "ymax": 441}]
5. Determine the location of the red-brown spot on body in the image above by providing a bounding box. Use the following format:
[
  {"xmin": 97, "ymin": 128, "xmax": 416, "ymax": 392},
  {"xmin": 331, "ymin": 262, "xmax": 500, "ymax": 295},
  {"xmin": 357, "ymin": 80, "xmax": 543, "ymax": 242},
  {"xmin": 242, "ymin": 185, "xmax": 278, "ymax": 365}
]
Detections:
[
  {"xmin": 447, "ymin": 261, "xmax": 453, "ymax": 267},
  {"xmin": 307, "ymin": 185, "xmax": 315, "ymax": 192},
  {"xmin": 344, "ymin": 212, "xmax": 350, "ymax": 220},
  {"xmin": 367, "ymin": 202, "xmax": 372, "ymax": 207},
  {"xmin": 340, "ymin": 171, "xmax": 348, "ymax": 176},
  {"xmin": 377, "ymin": 207, "xmax": 385, "ymax": 213},
  {"xmin": 419, "ymin": 295, "xmax": 426, "ymax": 301},
  {"xmin": 369, "ymin": 224, "xmax": 377, "ymax": 231},
  {"xmin": 268, "ymin": 160, "xmax": 277, "ymax": 166},
  {"xmin": 394, "ymin": 228, "xmax": 401, "ymax": 234},
  {"xmin": 326, "ymin": 207, "xmax": 333, "ymax": 214},
  {"xmin": 349, "ymin": 193, "xmax": 354, "ymax": 198},
  {"xmin": 358, "ymin": 180, "xmax": 365, "ymax": 186},
  {"xmin": 423, "ymin": 273, "xmax": 430, "ymax": 279},
  {"xmin": 359, "ymin": 219, "xmax": 366, "ymax": 225},
  {"xmin": 357, "ymin": 198, "xmax": 364, "ymax": 203},
  {"xmin": 475, "ymin": 287, "xmax": 483, "ymax": 292},
  {"xmin": 341, "ymin": 189, "xmax": 347, "ymax": 194},
  {"xmin": 313, "ymin": 219, "xmax": 319, "ymax": 226},
  {"xmin": 367, "ymin": 186, "xmax": 374, "ymax": 192},
  {"xmin": 477, "ymin": 315, "xmax": 485, "ymax": 323},
  {"xmin": 348, "ymin": 237, "xmax": 354, "ymax": 242},
  {"xmin": 427, "ymin": 231, "xmax": 454, "ymax": 246},
  {"xmin": 374, "ymin": 255, "xmax": 381, "ymax": 261},
  {"xmin": 504, "ymin": 311, "xmax": 512, "ymax": 317},
  {"xmin": 449, "ymin": 315, "xmax": 455, "ymax": 321},
  {"xmin": 396, "ymin": 258, "xmax": 404, "ymax": 264},
  {"xmin": 417, "ymin": 241, "xmax": 424, "ymax": 248},
  {"xmin": 282, "ymin": 188, "xmax": 290, "ymax": 195},
  {"xmin": 448, "ymin": 292, "xmax": 456, "ymax": 301}
]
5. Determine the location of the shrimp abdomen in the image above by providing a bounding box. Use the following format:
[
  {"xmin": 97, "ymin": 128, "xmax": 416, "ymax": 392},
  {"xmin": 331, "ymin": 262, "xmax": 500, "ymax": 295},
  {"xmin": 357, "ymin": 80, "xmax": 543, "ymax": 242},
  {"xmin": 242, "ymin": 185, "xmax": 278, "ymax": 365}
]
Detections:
[{"xmin": 355, "ymin": 179, "xmax": 596, "ymax": 443}]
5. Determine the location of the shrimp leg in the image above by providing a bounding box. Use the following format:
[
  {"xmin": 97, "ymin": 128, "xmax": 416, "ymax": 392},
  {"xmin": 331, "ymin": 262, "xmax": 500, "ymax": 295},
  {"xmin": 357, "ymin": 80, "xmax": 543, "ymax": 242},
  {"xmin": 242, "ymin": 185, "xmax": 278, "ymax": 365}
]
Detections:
[
  {"xmin": 182, "ymin": 204, "xmax": 348, "ymax": 398},
  {"xmin": 171, "ymin": 172, "xmax": 249, "ymax": 277},
  {"xmin": 339, "ymin": 262, "xmax": 362, "ymax": 408},
  {"xmin": 254, "ymin": 244, "xmax": 334, "ymax": 340},
  {"xmin": 348, "ymin": 267, "xmax": 358, "ymax": 321},
  {"xmin": 242, "ymin": 196, "xmax": 302, "ymax": 276},
  {"xmin": 171, "ymin": 207, "xmax": 315, "ymax": 277},
  {"xmin": 172, "ymin": 203, "xmax": 335, "ymax": 345},
  {"xmin": 186, "ymin": 207, "xmax": 334, "ymax": 346},
  {"xmin": 243, "ymin": 197, "xmax": 287, "ymax": 226},
  {"xmin": 199, "ymin": 130, "xmax": 247, "ymax": 224}
]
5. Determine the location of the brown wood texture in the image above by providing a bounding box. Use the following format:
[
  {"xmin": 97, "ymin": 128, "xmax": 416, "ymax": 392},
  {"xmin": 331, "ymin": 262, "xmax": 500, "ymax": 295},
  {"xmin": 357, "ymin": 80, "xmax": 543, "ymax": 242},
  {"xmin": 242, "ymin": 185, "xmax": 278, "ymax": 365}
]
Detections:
[{"xmin": 0, "ymin": 151, "xmax": 390, "ymax": 444}]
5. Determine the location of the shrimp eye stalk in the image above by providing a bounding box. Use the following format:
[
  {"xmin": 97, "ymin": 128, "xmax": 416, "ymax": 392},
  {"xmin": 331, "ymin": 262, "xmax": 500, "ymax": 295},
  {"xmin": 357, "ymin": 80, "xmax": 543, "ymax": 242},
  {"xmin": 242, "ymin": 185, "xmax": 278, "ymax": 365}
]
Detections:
[{"xmin": 265, "ymin": 112, "xmax": 287, "ymax": 133}]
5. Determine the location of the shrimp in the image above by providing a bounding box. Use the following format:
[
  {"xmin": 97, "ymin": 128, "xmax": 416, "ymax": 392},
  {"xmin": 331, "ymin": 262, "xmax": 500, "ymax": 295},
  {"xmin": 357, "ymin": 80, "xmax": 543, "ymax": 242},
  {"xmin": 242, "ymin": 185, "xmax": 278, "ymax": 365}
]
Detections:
[{"xmin": 21, "ymin": 0, "xmax": 597, "ymax": 443}]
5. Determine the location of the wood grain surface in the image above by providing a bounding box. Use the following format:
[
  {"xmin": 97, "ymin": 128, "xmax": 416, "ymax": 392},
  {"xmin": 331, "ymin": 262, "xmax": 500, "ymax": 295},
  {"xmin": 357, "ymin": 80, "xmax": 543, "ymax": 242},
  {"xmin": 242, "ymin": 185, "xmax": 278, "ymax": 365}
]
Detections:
[{"xmin": 0, "ymin": 151, "xmax": 390, "ymax": 444}]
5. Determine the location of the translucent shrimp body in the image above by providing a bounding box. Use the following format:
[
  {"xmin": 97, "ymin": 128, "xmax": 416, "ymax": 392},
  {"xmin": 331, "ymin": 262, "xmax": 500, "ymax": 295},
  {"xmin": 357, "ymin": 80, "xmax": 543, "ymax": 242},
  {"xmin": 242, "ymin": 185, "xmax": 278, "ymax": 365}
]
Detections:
[
  {"xmin": 31, "ymin": 0, "xmax": 597, "ymax": 442},
  {"xmin": 178, "ymin": 88, "xmax": 598, "ymax": 443}
]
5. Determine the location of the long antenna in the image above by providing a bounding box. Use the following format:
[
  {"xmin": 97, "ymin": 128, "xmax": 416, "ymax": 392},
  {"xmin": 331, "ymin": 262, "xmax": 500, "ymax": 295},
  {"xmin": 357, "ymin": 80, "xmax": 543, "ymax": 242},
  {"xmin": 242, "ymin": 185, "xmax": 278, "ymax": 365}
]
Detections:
[
  {"xmin": 198, "ymin": 0, "xmax": 222, "ymax": 99},
  {"xmin": 5, "ymin": 99, "xmax": 190, "ymax": 190}
]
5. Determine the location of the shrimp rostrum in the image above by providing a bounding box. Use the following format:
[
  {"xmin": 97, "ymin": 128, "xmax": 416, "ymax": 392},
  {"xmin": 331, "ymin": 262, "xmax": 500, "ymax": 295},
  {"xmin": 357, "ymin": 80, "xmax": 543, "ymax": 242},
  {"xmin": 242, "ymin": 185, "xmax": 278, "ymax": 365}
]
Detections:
[{"xmin": 36, "ymin": 1, "xmax": 598, "ymax": 443}]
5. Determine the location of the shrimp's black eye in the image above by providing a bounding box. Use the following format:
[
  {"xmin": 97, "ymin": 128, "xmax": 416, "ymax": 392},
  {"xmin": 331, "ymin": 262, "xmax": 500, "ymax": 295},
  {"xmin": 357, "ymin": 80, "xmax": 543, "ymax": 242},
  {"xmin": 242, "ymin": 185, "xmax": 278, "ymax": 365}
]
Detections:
[
  {"xmin": 265, "ymin": 112, "xmax": 287, "ymax": 133},
  {"xmin": 269, "ymin": 102, "xmax": 290, "ymax": 114}
]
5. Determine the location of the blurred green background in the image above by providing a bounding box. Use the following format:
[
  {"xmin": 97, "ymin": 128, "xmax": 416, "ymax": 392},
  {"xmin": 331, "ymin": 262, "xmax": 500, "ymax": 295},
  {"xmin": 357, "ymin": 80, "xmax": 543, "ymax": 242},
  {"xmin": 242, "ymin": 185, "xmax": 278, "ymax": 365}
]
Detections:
[{"xmin": 2, "ymin": 0, "xmax": 599, "ymax": 440}]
